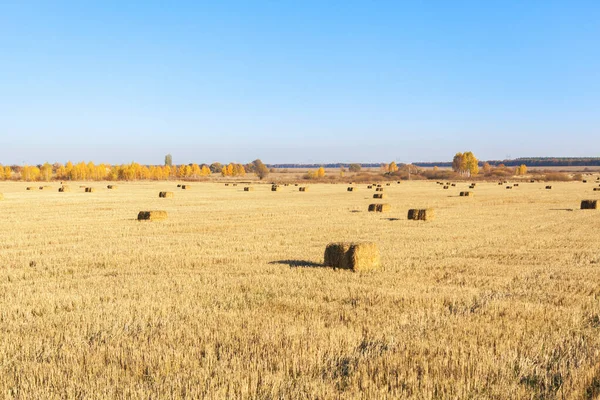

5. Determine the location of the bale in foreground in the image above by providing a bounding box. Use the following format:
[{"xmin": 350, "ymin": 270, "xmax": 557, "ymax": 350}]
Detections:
[
  {"xmin": 581, "ymin": 200, "xmax": 598, "ymax": 210},
  {"xmin": 324, "ymin": 242, "xmax": 380, "ymax": 272},
  {"xmin": 137, "ymin": 211, "xmax": 168, "ymax": 221},
  {"xmin": 159, "ymin": 191, "xmax": 174, "ymax": 198},
  {"xmin": 408, "ymin": 208, "xmax": 435, "ymax": 221}
]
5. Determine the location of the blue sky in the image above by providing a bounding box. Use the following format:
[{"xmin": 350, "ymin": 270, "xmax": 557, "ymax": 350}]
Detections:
[{"xmin": 1, "ymin": 1, "xmax": 599, "ymax": 165}]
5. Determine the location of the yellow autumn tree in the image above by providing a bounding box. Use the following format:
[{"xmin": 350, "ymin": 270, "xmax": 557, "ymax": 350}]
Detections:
[
  {"xmin": 317, "ymin": 166, "xmax": 325, "ymax": 178},
  {"xmin": 515, "ymin": 164, "xmax": 527, "ymax": 175},
  {"xmin": 388, "ymin": 162, "xmax": 399, "ymax": 173}
]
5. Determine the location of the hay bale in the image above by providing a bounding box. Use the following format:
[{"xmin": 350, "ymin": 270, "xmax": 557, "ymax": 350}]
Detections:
[
  {"xmin": 375, "ymin": 187, "xmax": 384, "ymax": 192},
  {"xmin": 244, "ymin": 187, "xmax": 254, "ymax": 191},
  {"xmin": 85, "ymin": 187, "xmax": 95, "ymax": 193},
  {"xmin": 58, "ymin": 187, "xmax": 71, "ymax": 193},
  {"xmin": 443, "ymin": 186, "xmax": 449, "ymax": 189},
  {"xmin": 224, "ymin": 183, "xmax": 229, "ymax": 186},
  {"xmin": 581, "ymin": 200, "xmax": 598, "ymax": 210},
  {"xmin": 593, "ymin": 188, "xmax": 600, "ymax": 191},
  {"xmin": 498, "ymin": 182, "xmax": 503, "ymax": 185},
  {"xmin": 299, "ymin": 187, "xmax": 308, "ymax": 192},
  {"xmin": 137, "ymin": 211, "xmax": 168, "ymax": 221},
  {"xmin": 397, "ymin": 181, "xmax": 401, "ymax": 184},
  {"xmin": 514, "ymin": 183, "xmax": 519, "ymax": 187},
  {"xmin": 583, "ymin": 180, "xmax": 587, "ymax": 183},
  {"xmin": 177, "ymin": 184, "xmax": 182, "ymax": 187},
  {"xmin": 368, "ymin": 203, "xmax": 390, "ymax": 212},
  {"xmin": 376, "ymin": 184, "xmax": 382, "ymax": 188},
  {"xmin": 469, "ymin": 185, "xmax": 475, "ymax": 189},
  {"xmin": 471, "ymin": 183, "xmax": 477, "ymax": 187},
  {"xmin": 386, "ymin": 183, "xmax": 391, "ymax": 186},
  {"xmin": 181, "ymin": 185, "xmax": 191, "ymax": 190},
  {"xmin": 324, "ymin": 242, "xmax": 380, "ymax": 272},
  {"xmin": 284, "ymin": 183, "xmax": 289, "ymax": 186},
  {"xmin": 347, "ymin": 187, "xmax": 355, "ymax": 192},
  {"xmin": 460, "ymin": 191, "xmax": 473, "ymax": 197},
  {"xmin": 506, "ymin": 186, "xmax": 512, "ymax": 189},
  {"xmin": 159, "ymin": 191, "xmax": 174, "ymax": 198},
  {"xmin": 107, "ymin": 185, "xmax": 117, "ymax": 189},
  {"xmin": 271, "ymin": 186, "xmax": 280, "ymax": 191},
  {"xmin": 451, "ymin": 183, "xmax": 456, "ymax": 187},
  {"xmin": 39, "ymin": 186, "xmax": 51, "ymax": 191},
  {"xmin": 373, "ymin": 193, "xmax": 386, "ymax": 199},
  {"xmin": 545, "ymin": 186, "xmax": 552, "ymax": 190},
  {"xmin": 367, "ymin": 185, "xmax": 373, "ymax": 189},
  {"xmin": 26, "ymin": 187, "xmax": 34, "ymax": 191},
  {"xmin": 408, "ymin": 208, "xmax": 435, "ymax": 221},
  {"xmin": 232, "ymin": 183, "xmax": 238, "ymax": 186},
  {"xmin": 530, "ymin": 180, "xmax": 535, "ymax": 183}
]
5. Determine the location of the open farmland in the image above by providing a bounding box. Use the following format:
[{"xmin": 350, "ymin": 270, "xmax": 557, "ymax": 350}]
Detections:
[{"xmin": 1, "ymin": 179, "xmax": 600, "ymax": 399}]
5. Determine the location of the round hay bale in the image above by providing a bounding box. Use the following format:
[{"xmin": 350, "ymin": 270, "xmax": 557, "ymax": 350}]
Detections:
[
  {"xmin": 443, "ymin": 186, "xmax": 449, "ymax": 189},
  {"xmin": 107, "ymin": 185, "xmax": 117, "ymax": 189},
  {"xmin": 244, "ymin": 187, "xmax": 254, "ymax": 191},
  {"xmin": 347, "ymin": 187, "xmax": 355, "ymax": 192},
  {"xmin": 299, "ymin": 187, "xmax": 308, "ymax": 192},
  {"xmin": 26, "ymin": 187, "xmax": 34, "ymax": 191},
  {"xmin": 137, "ymin": 211, "xmax": 168, "ymax": 221},
  {"xmin": 58, "ymin": 187, "xmax": 71, "ymax": 193},
  {"xmin": 85, "ymin": 187, "xmax": 95, "ymax": 193},
  {"xmin": 375, "ymin": 187, "xmax": 384, "ymax": 192},
  {"xmin": 373, "ymin": 193, "xmax": 386, "ymax": 199},
  {"xmin": 181, "ymin": 185, "xmax": 191, "ymax": 190},
  {"xmin": 408, "ymin": 208, "xmax": 434, "ymax": 221},
  {"xmin": 367, "ymin": 185, "xmax": 373, "ymax": 189},
  {"xmin": 324, "ymin": 242, "xmax": 380, "ymax": 272},
  {"xmin": 581, "ymin": 200, "xmax": 598, "ymax": 210},
  {"xmin": 545, "ymin": 186, "xmax": 552, "ymax": 190},
  {"xmin": 368, "ymin": 203, "xmax": 390, "ymax": 212},
  {"xmin": 460, "ymin": 191, "xmax": 473, "ymax": 197},
  {"xmin": 159, "ymin": 191, "xmax": 174, "ymax": 198}
]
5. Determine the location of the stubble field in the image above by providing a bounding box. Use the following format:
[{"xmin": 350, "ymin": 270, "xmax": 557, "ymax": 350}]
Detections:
[{"xmin": 1, "ymin": 179, "xmax": 600, "ymax": 399}]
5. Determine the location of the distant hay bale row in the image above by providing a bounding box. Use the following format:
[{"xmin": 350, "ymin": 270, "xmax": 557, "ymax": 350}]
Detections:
[
  {"xmin": 407, "ymin": 208, "xmax": 434, "ymax": 221},
  {"xmin": 581, "ymin": 200, "xmax": 598, "ymax": 210},
  {"xmin": 85, "ymin": 187, "xmax": 95, "ymax": 193},
  {"xmin": 324, "ymin": 242, "xmax": 380, "ymax": 272},
  {"xmin": 373, "ymin": 193, "xmax": 386, "ymax": 199},
  {"xmin": 368, "ymin": 203, "xmax": 390, "ymax": 212},
  {"xmin": 460, "ymin": 191, "xmax": 473, "ymax": 197},
  {"xmin": 137, "ymin": 211, "xmax": 168, "ymax": 221},
  {"xmin": 159, "ymin": 191, "xmax": 174, "ymax": 198},
  {"xmin": 244, "ymin": 187, "xmax": 254, "ymax": 192},
  {"xmin": 299, "ymin": 187, "xmax": 308, "ymax": 192}
]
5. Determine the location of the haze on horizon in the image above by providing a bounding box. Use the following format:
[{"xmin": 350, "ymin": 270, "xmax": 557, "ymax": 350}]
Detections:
[{"xmin": 1, "ymin": 1, "xmax": 599, "ymax": 166}]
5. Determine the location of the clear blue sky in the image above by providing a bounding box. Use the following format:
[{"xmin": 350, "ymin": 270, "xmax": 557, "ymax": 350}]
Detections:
[{"xmin": 1, "ymin": 1, "xmax": 599, "ymax": 165}]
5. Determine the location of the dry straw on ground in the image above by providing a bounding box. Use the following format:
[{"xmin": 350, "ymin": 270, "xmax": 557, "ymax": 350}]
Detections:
[
  {"xmin": 408, "ymin": 208, "xmax": 435, "ymax": 221},
  {"xmin": 137, "ymin": 210, "xmax": 168, "ymax": 221},
  {"xmin": 581, "ymin": 200, "xmax": 598, "ymax": 210},
  {"xmin": 368, "ymin": 203, "xmax": 391, "ymax": 212},
  {"xmin": 159, "ymin": 192, "xmax": 174, "ymax": 198},
  {"xmin": 323, "ymin": 242, "xmax": 380, "ymax": 272}
]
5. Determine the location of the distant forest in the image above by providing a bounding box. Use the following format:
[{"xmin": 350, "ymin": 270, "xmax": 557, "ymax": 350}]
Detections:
[{"xmin": 269, "ymin": 158, "xmax": 600, "ymax": 169}]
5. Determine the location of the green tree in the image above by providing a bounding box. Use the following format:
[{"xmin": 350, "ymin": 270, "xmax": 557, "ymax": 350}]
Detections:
[{"xmin": 164, "ymin": 154, "xmax": 173, "ymax": 167}]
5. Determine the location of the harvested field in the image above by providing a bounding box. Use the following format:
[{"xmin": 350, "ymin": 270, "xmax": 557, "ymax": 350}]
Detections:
[{"xmin": 1, "ymin": 180, "xmax": 600, "ymax": 399}]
